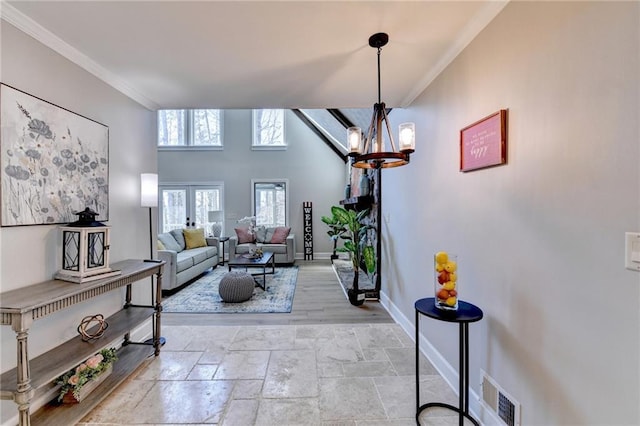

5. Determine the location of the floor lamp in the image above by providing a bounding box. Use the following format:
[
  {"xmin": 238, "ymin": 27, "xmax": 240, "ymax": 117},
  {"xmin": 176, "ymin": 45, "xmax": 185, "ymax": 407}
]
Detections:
[
  {"xmin": 140, "ymin": 173, "xmax": 166, "ymax": 346},
  {"xmin": 140, "ymin": 173, "xmax": 158, "ymax": 261}
]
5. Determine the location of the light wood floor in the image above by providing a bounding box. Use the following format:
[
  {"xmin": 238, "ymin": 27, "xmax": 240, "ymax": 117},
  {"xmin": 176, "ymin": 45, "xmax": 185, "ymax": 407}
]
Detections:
[{"xmin": 163, "ymin": 259, "xmax": 395, "ymax": 326}]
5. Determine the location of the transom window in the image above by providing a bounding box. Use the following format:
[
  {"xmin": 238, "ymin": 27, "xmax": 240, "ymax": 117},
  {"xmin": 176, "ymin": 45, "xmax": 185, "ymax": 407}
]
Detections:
[
  {"xmin": 158, "ymin": 109, "xmax": 223, "ymax": 147},
  {"xmin": 252, "ymin": 109, "xmax": 286, "ymax": 148}
]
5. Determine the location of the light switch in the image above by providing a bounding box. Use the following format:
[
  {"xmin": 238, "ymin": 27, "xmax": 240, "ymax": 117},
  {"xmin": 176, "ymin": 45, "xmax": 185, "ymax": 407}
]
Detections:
[{"xmin": 625, "ymin": 232, "xmax": 640, "ymax": 271}]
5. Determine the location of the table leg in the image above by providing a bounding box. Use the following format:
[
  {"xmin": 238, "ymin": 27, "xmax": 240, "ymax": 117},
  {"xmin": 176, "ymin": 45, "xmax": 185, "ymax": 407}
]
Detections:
[
  {"xmin": 415, "ymin": 309, "xmax": 420, "ymax": 425},
  {"xmin": 459, "ymin": 323, "xmax": 464, "ymax": 426},
  {"xmin": 154, "ymin": 269, "xmax": 163, "ymax": 356},
  {"xmin": 415, "ymin": 315, "xmax": 480, "ymax": 426},
  {"xmin": 464, "ymin": 323, "xmax": 470, "ymax": 415},
  {"xmin": 12, "ymin": 314, "xmax": 33, "ymax": 426}
]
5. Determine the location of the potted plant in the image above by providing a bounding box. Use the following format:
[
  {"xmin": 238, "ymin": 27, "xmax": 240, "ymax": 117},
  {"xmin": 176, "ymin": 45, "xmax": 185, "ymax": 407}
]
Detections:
[
  {"xmin": 327, "ymin": 206, "xmax": 376, "ymax": 306},
  {"xmin": 320, "ymin": 213, "xmax": 348, "ymax": 261}
]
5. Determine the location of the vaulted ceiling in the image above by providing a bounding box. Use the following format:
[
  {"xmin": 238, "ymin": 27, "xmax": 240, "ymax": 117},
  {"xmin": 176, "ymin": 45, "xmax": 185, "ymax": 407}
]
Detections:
[{"xmin": 2, "ymin": 1, "xmax": 508, "ymax": 111}]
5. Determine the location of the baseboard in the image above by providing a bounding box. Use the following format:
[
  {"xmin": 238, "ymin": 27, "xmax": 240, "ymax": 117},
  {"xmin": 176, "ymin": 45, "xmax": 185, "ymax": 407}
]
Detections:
[
  {"xmin": 294, "ymin": 252, "xmax": 348, "ymax": 260},
  {"xmin": 379, "ymin": 291, "xmax": 483, "ymax": 423}
]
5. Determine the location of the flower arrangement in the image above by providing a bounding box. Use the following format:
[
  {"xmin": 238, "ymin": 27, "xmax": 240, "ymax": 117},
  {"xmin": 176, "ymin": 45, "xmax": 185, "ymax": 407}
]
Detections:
[
  {"xmin": 238, "ymin": 216, "xmax": 256, "ymax": 235},
  {"xmin": 56, "ymin": 348, "xmax": 117, "ymax": 402}
]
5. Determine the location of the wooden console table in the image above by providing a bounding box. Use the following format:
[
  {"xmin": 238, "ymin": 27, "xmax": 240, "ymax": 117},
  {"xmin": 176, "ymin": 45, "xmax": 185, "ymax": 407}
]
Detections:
[{"xmin": 0, "ymin": 259, "xmax": 164, "ymax": 426}]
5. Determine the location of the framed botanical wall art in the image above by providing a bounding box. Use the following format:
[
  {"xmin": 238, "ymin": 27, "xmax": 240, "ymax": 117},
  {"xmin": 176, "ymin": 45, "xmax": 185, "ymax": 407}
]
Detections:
[{"xmin": 0, "ymin": 83, "xmax": 109, "ymax": 226}]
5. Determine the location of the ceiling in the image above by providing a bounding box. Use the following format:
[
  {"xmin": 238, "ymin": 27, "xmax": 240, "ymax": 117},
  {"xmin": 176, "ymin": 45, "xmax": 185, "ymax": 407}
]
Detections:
[{"xmin": 2, "ymin": 1, "xmax": 507, "ymax": 111}]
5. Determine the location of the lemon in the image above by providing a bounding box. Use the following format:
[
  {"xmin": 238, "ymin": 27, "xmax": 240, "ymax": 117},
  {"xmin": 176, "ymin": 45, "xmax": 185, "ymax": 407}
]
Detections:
[
  {"xmin": 435, "ymin": 263, "xmax": 444, "ymax": 272},
  {"xmin": 443, "ymin": 282, "xmax": 456, "ymax": 291},
  {"xmin": 435, "ymin": 252, "xmax": 448, "ymax": 265},
  {"xmin": 449, "ymin": 272, "xmax": 457, "ymax": 282},
  {"xmin": 444, "ymin": 261, "xmax": 457, "ymax": 272},
  {"xmin": 446, "ymin": 296, "xmax": 457, "ymax": 306}
]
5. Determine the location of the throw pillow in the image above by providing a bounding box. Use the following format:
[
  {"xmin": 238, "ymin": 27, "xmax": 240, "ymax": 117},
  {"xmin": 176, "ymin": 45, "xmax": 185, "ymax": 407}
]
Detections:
[
  {"xmin": 183, "ymin": 228, "xmax": 207, "ymax": 249},
  {"xmin": 270, "ymin": 226, "xmax": 291, "ymax": 244},
  {"xmin": 235, "ymin": 227, "xmax": 256, "ymax": 244},
  {"xmin": 170, "ymin": 229, "xmax": 186, "ymax": 251},
  {"xmin": 157, "ymin": 240, "xmax": 166, "ymax": 250},
  {"xmin": 158, "ymin": 233, "xmax": 181, "ymax": 252},
  {"xmin": 254, "ymin": 226, "xmax": 267, "ymax": 243},
  {"xmin": 265, "ymin": 227, "xmax": 276, "ymax": 243}
]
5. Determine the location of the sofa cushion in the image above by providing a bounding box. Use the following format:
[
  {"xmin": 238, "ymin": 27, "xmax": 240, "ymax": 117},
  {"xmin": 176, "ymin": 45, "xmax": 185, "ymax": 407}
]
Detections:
[
  {"xmin": 270, "ymin": 226, "xmax": 291, "ymax": 244},
  {"xmin": 158, "ymin": 233, "xmax": 181, "ymax": 252},
  {"xmin": 255, "ymin": 226, "xmax": 268, "ymax": 243},
  {"xmin": 184, "ymin": 228, "xmax": 206, "ymax": 249},
  {"xmin": 187, "ymin": 246, "xmax": 217, "ymax": 264},
  {"xmin": 175, "ymin": 252, "xmax": 194, "ymax": 273},
  {"xmin": 265, "ymin": 227, "xmax": 275, "ymax": 243},
  {"xmin": 236, "ymin": 243, "xmax": 287, "ymax": 255},
  {"xmin": 157, "ymin": 239, "xmax": 166, "ymax": 250},
  {"xmin": 170, "ymin": 229, "xmax": 187, "ymax": 251},
  {"xmin": 260, "ymin": 243, "xmax": 287, "ymax": 254},
  {"xmin": 235, "ymin": 227, "xmax": 256, "ymax": 244}
]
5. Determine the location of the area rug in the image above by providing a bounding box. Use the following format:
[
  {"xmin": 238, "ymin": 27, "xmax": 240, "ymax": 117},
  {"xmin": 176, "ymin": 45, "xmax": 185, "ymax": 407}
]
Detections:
[
  {"xmin": 163, "ymin": 266, "xmax": 298, "ymax": 313},
  {"xmin": 332, "ymin": 259, "xmax": 375, "ymax": 292}
]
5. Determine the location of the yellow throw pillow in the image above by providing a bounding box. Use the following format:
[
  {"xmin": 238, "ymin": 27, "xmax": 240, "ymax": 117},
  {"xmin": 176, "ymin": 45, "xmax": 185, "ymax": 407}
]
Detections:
[
  {"xmin": 157, "ymin": 240, "xmax": 166, "ymax": 250},
  {"xmin": 183, "ymin": 228, "xmax": 207, "ymax": 249}
]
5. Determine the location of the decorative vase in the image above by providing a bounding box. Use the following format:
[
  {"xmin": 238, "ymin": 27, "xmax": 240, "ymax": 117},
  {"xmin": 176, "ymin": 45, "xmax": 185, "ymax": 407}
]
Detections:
[
  {"xmin": 359, "ymin": 174, "xmax": 370, "ymax": 196},
  {"xmin": 434, "ymin": 252, "xmax": 458, "ymax": 311},
  {"xmin": 248, "ymin": 243, "xmax": 258, "ymax": 257},
  {"xmin": 345, "ymin": 184, "xmax": 351, "ymax": 199}
]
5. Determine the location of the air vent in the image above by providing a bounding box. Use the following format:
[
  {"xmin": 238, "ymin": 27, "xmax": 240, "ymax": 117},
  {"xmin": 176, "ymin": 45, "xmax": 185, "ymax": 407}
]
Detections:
[{"xmin": 480, "ymin": 370, "xmax": 521, "ymax": 426}]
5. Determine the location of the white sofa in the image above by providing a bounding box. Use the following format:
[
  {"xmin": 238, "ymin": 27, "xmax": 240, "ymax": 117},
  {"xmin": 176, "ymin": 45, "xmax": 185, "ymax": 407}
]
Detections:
[
  {"xmin": 157, "ymin": 229, "xmax": 219, "ymax": 291},
  {"xmin": 229, "ymin": 227, "xmax": 295, "ymax": 264}
]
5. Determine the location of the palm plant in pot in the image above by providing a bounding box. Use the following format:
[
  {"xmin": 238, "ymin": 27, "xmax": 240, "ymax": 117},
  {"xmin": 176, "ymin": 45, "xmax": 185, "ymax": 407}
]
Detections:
[
  {"xmin": 320, "ymin": 213, "xmax": 348, "ymax": 261},
  {"xmin": 327, "ymin": 206, "xmax": 376, "ymax": 306}
]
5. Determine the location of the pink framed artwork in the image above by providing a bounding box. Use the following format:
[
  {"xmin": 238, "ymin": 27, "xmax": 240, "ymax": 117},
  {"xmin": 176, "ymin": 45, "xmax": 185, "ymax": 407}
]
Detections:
[{"xmin": 460, "ymin": 109, "xmax": 507, "ymax": 172}]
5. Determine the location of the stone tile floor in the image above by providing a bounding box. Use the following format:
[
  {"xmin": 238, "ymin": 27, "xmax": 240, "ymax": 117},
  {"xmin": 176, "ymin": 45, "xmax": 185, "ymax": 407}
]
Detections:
[{"xmin": 79, "ymin": 323, "xmax": 470, "ymax": 425}]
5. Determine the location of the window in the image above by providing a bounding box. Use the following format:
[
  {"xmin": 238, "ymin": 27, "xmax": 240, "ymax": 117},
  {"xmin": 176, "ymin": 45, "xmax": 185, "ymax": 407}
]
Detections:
[
  {"xmin": 252, "ymin": 109, "xmax": 286, "ymax": 148},
  {"xmin": 159, "ymin": 184, "xmax": 224, "ymax": 234},
  {"xmin": 158, "ymin": 109, "xmax": 223, "ymax": 147},
  {"xmin": 251, "ymin": 179, "xmax": 288, "ymax": 227}
]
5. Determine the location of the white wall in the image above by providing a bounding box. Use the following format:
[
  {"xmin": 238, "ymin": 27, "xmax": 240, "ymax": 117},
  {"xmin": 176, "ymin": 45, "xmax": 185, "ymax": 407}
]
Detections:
[
  {"xmin": 384, "ymin": 2, "xmax": 639, "ymax": 424},
  {"xmin": 157, "ymin": 109, "xmax": 347, "ymax": 258},
  {"xmin": 0, "ymin": 21, "xmax": 156, "ymax": 423}
]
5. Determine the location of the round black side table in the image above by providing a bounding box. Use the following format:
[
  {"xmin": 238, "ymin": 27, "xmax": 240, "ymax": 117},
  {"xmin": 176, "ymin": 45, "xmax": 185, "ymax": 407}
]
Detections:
[{"xmin": 415, "ymin": 297, "xmax": 483, "ymax": 426}]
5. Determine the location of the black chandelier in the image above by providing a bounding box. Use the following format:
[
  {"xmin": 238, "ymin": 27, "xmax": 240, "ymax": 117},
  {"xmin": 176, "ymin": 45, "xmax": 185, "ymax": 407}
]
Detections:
[{"xmin": 348, "ymin": 32, "xmax": 415, "ymax": 169}]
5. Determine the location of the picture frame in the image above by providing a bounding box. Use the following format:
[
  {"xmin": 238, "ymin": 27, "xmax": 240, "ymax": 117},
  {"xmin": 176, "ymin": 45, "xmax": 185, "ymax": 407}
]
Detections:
[
  {"xmin": 0, "ymin": 83, "xmax": 109, "ymax": 226},
  {"xmin": 460, "ymin": 109, "xmax": 507, "ymax": 172}
]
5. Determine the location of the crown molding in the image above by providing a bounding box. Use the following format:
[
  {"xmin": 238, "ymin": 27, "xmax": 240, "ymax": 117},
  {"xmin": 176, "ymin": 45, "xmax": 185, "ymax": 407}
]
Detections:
[
  {"xmin": 0, "ymin": 2, "xmax": 159, "ymax": 111},
  {"xmin": 401, "ymin": 0, "xmax": 510, "ymax": 107}
]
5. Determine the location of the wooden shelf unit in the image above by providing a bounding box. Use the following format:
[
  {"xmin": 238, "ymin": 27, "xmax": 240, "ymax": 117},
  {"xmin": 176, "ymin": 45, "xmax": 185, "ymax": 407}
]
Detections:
[
  {"xmin": 0, "ymin": 259, "xmax": 165, "ymax": 426},
  {"xmin": 339, "ymin": 195, "xmax": 373, "ymax": 211}
]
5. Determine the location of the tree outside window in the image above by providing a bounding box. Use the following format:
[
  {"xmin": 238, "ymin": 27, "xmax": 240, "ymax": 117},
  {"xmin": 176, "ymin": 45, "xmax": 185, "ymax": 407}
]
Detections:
[
  {"xmin": 252, "ymin": 180, "xmax": 288, "ymax": 227},
  {"xmin": 252, "ymin": 109, "xmax": 285, "ymax": 147},
  {"xmin": 160, "ymin": 185, "xmax": 223, "ymax": 233},
  {"xmin": 158, "ymin": 109, "xmax": 223, "ymax": 147}
]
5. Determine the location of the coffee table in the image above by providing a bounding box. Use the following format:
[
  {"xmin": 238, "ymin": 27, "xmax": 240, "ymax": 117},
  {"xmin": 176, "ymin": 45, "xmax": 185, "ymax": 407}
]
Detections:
[{"xmin": 227, "ymin": 251, "xmax": 275, "ymax": 290}]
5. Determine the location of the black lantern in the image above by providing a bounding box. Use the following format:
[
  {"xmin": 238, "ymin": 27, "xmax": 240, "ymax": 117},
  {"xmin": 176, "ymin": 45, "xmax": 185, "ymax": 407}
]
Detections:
[{"xmin": 55, "ymin": 208, "xmax": 117, "ymax": 283}]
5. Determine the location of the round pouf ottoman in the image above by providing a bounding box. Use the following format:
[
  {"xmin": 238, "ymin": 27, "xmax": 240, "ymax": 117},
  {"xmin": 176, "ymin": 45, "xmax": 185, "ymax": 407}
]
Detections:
[{"xmin": 219, "ymin": 271, "xmax": 255, "ymax": 302}]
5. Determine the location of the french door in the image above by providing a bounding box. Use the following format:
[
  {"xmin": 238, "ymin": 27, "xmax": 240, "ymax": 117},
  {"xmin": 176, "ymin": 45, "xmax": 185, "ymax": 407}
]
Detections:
[{"xmin": 159, "ymin": 184, "xmax": 223, "ymax": 234}]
